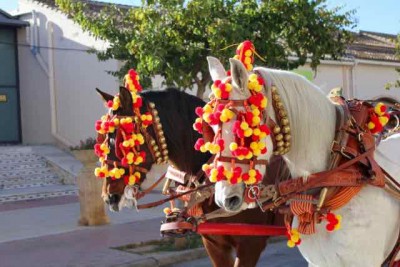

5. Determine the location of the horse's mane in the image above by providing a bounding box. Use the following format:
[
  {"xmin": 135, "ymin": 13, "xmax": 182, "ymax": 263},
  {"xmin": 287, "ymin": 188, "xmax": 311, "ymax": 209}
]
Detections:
[
  {"xmin": 141, "ymin": 88, "xmax": 211, "ymax": 174},
  {"xmin": 256, "ymin": 68, "xmax": 337, "ymax": 177}
]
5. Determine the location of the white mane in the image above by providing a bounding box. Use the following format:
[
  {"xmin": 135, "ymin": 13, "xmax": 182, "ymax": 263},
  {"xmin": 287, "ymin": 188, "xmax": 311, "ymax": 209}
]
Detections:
[{"xmin": 255, "ymin": 67, "xmax": 336, "ymax": 177}]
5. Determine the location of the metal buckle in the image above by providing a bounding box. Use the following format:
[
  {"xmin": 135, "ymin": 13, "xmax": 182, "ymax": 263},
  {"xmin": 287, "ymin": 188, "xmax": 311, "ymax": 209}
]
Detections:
[
  {"xmin": 330, "ymin": 140, "xmax": 339, "ymax": 152},
  {"xmin": 340, "ymin": 147, "xmax": 353, "ymax": 159}
]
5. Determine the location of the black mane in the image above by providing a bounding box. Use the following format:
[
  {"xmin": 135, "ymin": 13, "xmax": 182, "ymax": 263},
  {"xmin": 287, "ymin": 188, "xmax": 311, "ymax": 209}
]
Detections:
[{"xmin": 141, "ymin": 88, "xmax": 211, "ymax": 175}]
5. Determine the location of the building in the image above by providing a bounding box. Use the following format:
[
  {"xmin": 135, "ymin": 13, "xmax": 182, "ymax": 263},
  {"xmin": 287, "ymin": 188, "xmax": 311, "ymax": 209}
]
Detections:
[
  {"xmin": 1, "ymin": 0, "xmax": 399, "ymax": 146},
  {"xmin": 0, "ymin": 9, "xmax": 28, "ymax": 143}
]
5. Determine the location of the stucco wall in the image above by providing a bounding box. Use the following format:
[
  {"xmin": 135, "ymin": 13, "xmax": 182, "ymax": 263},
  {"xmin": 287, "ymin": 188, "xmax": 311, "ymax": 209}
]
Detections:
[
  {"xmin": 17, "ymin": 27, "xmax": 54, "ymax": 144},
  {"xmin": 354, "ymin": 63, "xmax": 400, "ymax": 101},
  {"xmin": 17, "ymin": 0, "xmax": 120, "ymax": 146}
]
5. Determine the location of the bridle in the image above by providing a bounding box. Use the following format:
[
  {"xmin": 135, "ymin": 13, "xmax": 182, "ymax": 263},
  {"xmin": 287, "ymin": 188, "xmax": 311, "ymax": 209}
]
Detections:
[{"xmin": 96, "ymin": 98, "xmax": 169, "ymax": 192}]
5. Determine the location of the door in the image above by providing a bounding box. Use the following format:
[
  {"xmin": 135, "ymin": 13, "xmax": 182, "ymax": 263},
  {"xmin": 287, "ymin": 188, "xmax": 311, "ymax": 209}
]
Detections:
[{"xmin": 0, "ymin": 27, "xmax": 21, "ymax": 143}]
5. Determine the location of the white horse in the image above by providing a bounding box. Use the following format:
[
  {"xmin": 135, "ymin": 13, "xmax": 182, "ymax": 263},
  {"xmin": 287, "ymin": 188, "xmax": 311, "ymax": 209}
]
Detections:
[{"xmin": 207, "ymin": 56, "xmax": 400, "ymax": 266}]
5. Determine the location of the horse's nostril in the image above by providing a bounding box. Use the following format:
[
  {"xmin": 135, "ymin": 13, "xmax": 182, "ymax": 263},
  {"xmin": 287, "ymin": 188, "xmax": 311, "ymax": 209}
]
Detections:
[
  {"xmin": 109, "ymin": 194, "xmax": 121, "ymax": 204},
  {"xmin": 224, "ymin": 196, "xmax": 242, "ymax": 211}
]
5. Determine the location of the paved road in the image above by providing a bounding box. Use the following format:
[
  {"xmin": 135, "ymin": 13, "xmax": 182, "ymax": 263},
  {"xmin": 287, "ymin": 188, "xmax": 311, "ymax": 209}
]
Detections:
[{"xmin": 171, "ymin": 240, "xmax": 307, "ymax": 267}]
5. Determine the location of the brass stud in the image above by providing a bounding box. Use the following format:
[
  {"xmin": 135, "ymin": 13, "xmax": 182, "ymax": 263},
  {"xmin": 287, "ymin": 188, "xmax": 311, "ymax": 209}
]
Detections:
[
  {"xmin": 152, "ymin": 110, "xmax": 158, "ymax": 116},
  {"xmin": 150, "ymin": 140, "xmax": 156, "ymax": 146},
  {"xmin": 149, "ymin": 102, "xmax": 156, "ymax": 109},
  {"xmin": 155, "ymin": 151, "xmax": 161, "ymax": 158},
  {"xmin": 155, "ymin": 117, "xmax": 160, "ymax": 123},
  {"xmin": 156, "ymin": 158, "xmax": 163, "ymax": 164},
  {"xmin": 279, "ymin": 110, "xmax": 286, "ymax": 117},
  {"xmin": 271, "ymin": 86, "xmax": 277, "ymax": 92},
  {"xmin": 276, "ymin": 102, "xmax": 284, "ymax": 109},
  {"xmin": 160, "ymin": 137, "xmax": 166, "ymax": 143},
  {"xmin": 156, "ymin": 124, "xmax": 163, "ymax": 131},
  {"xmin": 284, "ymin": 134, "xmax": 291, "ymax": 141},
  {"xmin": 272, "ymin": 94, "xmax": 280, "ymax": 102},
  {"xmin": 161, "ymin": 144, "xmax": 167, "ymax": 149},
  {"xmin": 163, "ymin": 156, "xmax": 169, "ymax": 162},
  {"xmin": 277, "ymin": 141, "xmax": 284, "ymax": 147},
  {"xmin": 273, "ymin": 126, "xmax": 281, "ymax": 134},
  {"xmin": 281, "ymin": 118, "xmax": 289, "ymax": 126},
  {"xmin": 284, "ymin": 142, "xmax": 291, "ymax": 148},
  {"xmin": 273, "ymin": 151, "xmax": 280, "ymax": 156},
  {"xmin": 162, "ymin": 150, "xmax": 168, "ymax": 156},
  {"xmin": 275, "ymin": 134, "xmax": 283, "ymax": 141},
  {"xmin": 283, "ymin": 126, "xmax": 290, "ymax": 134},
  {"xmin": 153, "ymin": 145, "xmax": 159, "ymax": 151}
]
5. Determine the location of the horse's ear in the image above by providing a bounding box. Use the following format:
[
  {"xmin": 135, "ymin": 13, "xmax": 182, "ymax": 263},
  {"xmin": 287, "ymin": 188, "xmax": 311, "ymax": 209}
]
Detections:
[
  {"xmin": 119, "ymin": 86, "xmax": 132, "ymax": 112},
  {"xmin": 96, "ymin": 88, "xmax": 113, "ymax": 103},
  {"xmin": 207, "ymin": 56, "xmax": 226, "ymax": 81},
  {"xmin": 229, "ymin": 58, "xmax": 249, "ymax": 93}
]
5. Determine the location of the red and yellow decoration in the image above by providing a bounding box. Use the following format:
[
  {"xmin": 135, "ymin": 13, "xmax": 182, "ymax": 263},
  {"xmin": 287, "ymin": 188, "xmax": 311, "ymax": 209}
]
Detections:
[
  {"xmin": 233, "ymin": 40, "xmax": 255, "ymax": 71},
  {"xmin": 367, "ymin": 102, "xmax": 390, "ymax": 134},
  {"xmin": 286, "ymin": 227, "xmax": 302, "ymax": 248},
  {"xmin": 193, "ymin": 41, "xmax": 270, "ymax": 185},
  {"xmin": 324, "ymin": 211, "xmax": 342, "ymax": 232},
  {"xmin": 94, "ymin": 68, "xmax": 154, "ymax": 186}
]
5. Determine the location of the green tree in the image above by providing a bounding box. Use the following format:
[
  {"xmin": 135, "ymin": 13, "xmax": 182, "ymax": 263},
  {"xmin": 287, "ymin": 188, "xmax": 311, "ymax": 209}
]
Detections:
[{"xmin": 56, "ymin": 0, "xmax": 355, "ymax": 97}]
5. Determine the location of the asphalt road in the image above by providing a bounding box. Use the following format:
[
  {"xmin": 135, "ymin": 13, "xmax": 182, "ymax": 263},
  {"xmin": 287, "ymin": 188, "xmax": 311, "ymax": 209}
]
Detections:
[{"xmin": 170, "ymin": 240, "xmax": 307, "ymax": 267}]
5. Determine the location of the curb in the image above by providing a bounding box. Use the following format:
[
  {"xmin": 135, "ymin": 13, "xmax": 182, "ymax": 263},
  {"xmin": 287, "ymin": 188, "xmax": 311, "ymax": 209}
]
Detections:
[{"xmin": 113, "ymin": 247, "xmax": 207, "ymax": 267}]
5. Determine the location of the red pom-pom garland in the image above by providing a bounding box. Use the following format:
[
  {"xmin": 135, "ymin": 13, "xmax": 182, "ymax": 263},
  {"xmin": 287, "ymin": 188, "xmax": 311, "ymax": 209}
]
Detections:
[{"xmin": 94, "ymin": 68, "xmax": 158, "ymax": 186}]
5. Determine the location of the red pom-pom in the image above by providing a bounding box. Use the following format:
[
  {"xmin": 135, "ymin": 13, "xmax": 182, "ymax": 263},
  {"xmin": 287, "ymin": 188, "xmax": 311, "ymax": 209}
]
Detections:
[
  {"xmin": 326, "ymin": 223, "xmax": 335, "ymax": 232},
  {"xmin": 195, "ymin": 107, "xmax": 204, "ymax": 117},
  {"xmin": 194, "ymin": 138, "xmax": 205, "ymax": 150}
]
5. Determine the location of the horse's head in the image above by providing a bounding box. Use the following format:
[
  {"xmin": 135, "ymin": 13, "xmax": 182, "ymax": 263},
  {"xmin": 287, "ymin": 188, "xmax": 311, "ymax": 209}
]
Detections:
[
  {"xmin": 95, "ymin": 84, "xmax": 167, "ymax": 211},
  {"xmin": 203, "ymin": 56, "xmax": 286, "ymax": 212}
]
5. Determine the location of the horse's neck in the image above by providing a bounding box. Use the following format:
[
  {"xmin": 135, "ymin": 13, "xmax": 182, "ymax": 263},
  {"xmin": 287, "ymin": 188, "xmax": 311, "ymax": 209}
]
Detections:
[{"xmin": 257, "ymin": 67, "xmax": 337, "ymax": 178}]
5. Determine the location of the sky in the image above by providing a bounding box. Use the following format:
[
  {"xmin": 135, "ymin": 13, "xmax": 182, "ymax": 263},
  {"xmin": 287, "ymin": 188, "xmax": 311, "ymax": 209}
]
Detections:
[{"xmin": 0, "ymin": 0, "xmax": 399, "ymax": 35}]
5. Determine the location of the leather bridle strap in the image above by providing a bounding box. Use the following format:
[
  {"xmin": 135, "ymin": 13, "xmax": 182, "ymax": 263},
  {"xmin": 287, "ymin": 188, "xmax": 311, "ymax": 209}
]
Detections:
[
  {"xmin": 136, "ymin": 183, "xmax": 214, "ymax": 209},
  {"xmin": 278, "ymin": 148, "xmax": 375, "ymax": 196},
  {"xmin": 136, "ymin": 172, "xmax": 167, "ymax": 200},
  {"xmin": 261, "ymin": 148, "xmax": 376, "ymax": 211}
]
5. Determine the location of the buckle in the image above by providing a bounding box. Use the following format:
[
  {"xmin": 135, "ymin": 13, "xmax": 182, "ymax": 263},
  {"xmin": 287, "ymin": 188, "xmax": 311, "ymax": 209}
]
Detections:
[{"xmin": 330, "ymin": 140, "xmax": 339, "ymax": 152}]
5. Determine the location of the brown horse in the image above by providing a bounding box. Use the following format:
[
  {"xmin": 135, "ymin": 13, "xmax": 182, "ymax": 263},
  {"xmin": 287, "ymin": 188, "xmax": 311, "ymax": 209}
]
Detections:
[{"xmin": 96, "ymin": 87, "xmax": 288, "ymax": 267}]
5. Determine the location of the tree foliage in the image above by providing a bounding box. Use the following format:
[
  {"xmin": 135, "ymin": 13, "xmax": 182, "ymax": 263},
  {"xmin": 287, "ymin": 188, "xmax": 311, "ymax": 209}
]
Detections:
[{"xmin": 56, "ymin": 0, "xmax": 355, "ymax": 97}]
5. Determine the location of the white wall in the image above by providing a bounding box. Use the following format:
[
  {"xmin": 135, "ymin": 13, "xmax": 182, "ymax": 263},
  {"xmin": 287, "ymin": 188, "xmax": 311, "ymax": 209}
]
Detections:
[
  {"xmin": 354, "ymin": 63, "xmax": 400, "ymax": 101},
  {"xmin": 17, "ymin": 0, "xmax": 120, "ymax": 146}
]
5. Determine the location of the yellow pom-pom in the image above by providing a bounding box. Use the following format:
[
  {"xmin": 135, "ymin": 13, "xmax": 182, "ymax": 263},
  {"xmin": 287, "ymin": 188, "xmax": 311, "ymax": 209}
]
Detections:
[
  {"xmin": 252, "ymin": 116, "xmax": 261, "ymax": 126},
  {"xmin": 374, "ymin": 103, "xmax": 386, "ymax": 116},
  {"xmin": 368, "ymin": 121, "xmax": 375, "ymax": 130},
  {"xmin": 287, "ymin": 240, "xmax": 295, "ymax": 248},
  {"xmin": 230, "ymin": 142, "xmax": 238, "ymax": 151},
  {"xmin": 244, "ymin": 128, "xmax": 253, "ymax": 137},
  {"xmin": 202, "ymin": 164, "xmax": 210, "ymax": 172},
  {"xmin": 245, "ymin": 152, "xmax": 253, "ymax": 159},
  {"xmin": 249, "ymin": 73, "xmax": 258, "ymax": 81},
  {"xmin": 261, "ymin": 98, "xmax": 268, "ymax": 108},
  {"xmin": 250, "ymin": 142, "xmax": 258, "ymax": 150},
  {"xmin": 200, "ymin": 146, "xmax": 207, "ymax": 153},
  {"xmin": 244, "ymin": 57, "xmax": 252, "ymax": 65},
  {"xmin": 220, "ymin": 114, "xmax": 228, "ymax": 122},
  {"xmin": 248, "ymin": 169, "xmax": 256, "ymax": 177},
  {"xmin": 245, "ymin": 50, "xmax": 253, "ymax": 57},
  {"xmin": 246, "ymin": 64, "xmax": 253, "ymax": 71},
  {"xmin": 225, "ymin": 83, "xmax": 232, "ymax": 92},
  {"xmin": 224, "ymin": 170, "xmax": 233, "ymax": 180},
  {"xmin": 240, "ymin": 122, "xmax": 249, "ymax": 130},
  {"xmin": 163, "ymin": 207, "xmax": 172, "ymax": 215},
  {"xmin": 253, "ymin": 128, "xmax": 261, "ymax": 136},
  {"xmin": 379, "ymin": 116, "xmax": 389, "ymax": 126}
]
